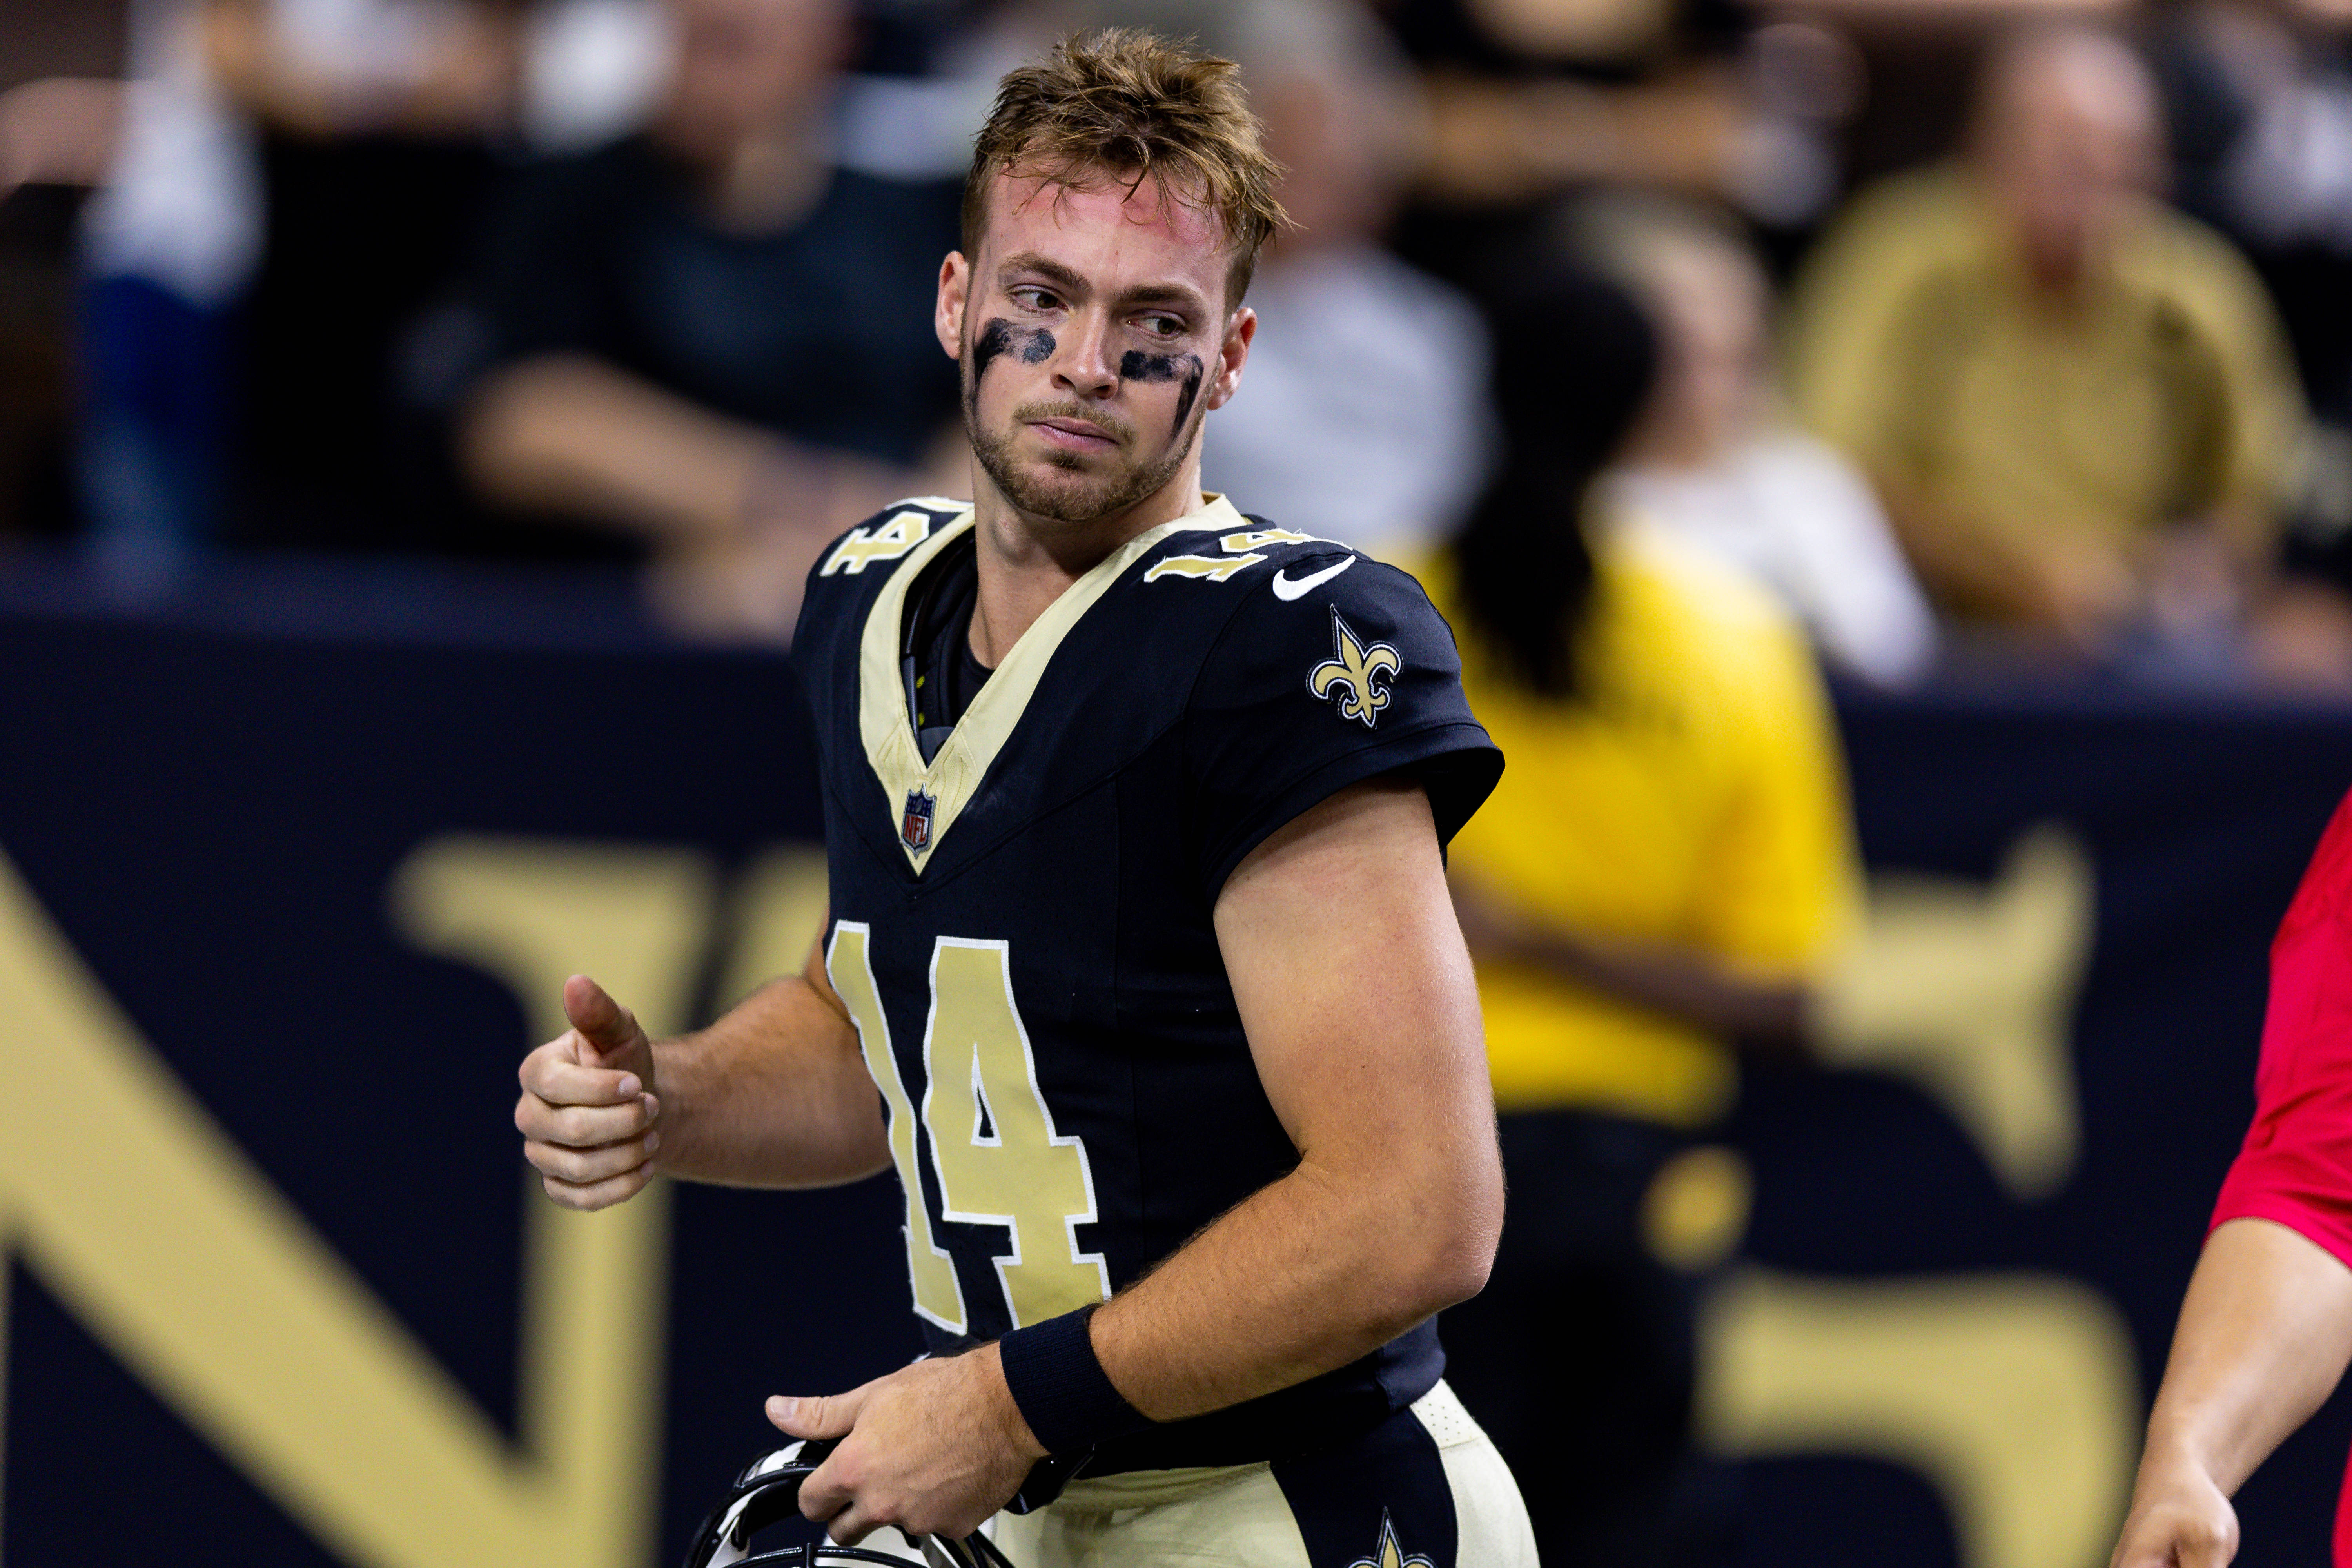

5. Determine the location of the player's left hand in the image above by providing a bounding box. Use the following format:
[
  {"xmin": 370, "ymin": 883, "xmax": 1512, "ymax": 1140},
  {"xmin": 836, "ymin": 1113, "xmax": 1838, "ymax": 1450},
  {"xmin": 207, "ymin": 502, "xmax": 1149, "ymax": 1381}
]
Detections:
[{"xmin": 768, "ymin": 1344, "xmax": 1047, "ymax": 1545}]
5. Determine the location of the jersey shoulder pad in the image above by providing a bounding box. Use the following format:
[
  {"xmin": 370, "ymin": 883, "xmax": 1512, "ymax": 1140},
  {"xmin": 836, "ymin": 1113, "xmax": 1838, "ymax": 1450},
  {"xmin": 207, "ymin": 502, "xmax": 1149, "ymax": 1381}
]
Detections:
[
  {"xmin": 812, "ymin": 497, "xmax": 966, "ymax": 583},
  {"xmin": 794, "ymin": 497, "xmax": 967, "ymax": 643}
]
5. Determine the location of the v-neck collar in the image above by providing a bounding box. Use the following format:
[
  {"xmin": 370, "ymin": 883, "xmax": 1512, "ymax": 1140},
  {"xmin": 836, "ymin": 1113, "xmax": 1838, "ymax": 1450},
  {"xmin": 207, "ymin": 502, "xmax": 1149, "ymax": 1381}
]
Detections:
[{"xmin": 856, "ymin": 492, "xmax": 1250, "ymax": 873}]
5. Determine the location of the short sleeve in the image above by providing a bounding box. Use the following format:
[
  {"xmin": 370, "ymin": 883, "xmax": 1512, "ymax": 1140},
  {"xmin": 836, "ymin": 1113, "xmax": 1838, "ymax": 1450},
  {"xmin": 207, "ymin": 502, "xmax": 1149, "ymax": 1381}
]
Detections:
[
  {"xmin": 2211, "ymin": 788, "xmax": 2352, "ymax": 1270},
  {"xmin": 1185, "ymin": 551, "xmax": 1504, "ymax": 898}
]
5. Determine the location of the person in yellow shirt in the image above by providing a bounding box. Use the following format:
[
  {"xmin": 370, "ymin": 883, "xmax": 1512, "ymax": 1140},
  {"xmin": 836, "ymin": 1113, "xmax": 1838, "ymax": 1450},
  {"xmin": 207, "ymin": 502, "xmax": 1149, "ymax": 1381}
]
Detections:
[{"xmin": 1426, "ymin": 259, "xmax": 1860, "ymax": 1568}]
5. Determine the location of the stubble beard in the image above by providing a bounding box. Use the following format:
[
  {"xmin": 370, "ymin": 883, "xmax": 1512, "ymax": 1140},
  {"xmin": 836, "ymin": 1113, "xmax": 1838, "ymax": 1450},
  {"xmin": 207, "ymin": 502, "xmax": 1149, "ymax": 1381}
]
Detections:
[{"xmin": 965, "ymin": 396, "xmax": 1200, "ymax": 527}]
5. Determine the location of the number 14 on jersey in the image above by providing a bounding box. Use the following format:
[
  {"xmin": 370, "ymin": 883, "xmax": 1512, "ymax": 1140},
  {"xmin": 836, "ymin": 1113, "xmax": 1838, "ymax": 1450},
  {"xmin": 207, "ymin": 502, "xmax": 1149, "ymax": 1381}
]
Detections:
[{"xmin": 827, "ymin": 923, "xmax": 1111, "ymax": 1333}]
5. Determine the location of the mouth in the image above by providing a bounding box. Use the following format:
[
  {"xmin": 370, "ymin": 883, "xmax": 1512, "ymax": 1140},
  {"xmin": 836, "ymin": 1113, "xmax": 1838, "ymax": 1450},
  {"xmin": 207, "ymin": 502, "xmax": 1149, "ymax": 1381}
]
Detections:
[{"xmin": 1027, "ymin": 416, "xmax": 1120, "ymax": 452}]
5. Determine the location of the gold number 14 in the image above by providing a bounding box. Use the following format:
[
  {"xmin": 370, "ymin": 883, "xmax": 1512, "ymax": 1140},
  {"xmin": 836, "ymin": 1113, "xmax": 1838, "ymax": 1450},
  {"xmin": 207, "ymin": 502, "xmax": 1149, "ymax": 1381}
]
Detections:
[{"xmin": 828, "ymin": 924, "xmax": 1110, "ymax": 1334}]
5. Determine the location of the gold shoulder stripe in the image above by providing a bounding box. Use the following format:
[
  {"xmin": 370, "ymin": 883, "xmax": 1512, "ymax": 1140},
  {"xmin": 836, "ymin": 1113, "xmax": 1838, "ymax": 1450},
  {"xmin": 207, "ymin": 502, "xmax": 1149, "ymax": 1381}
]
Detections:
[
  {"xmin": 1218, "ymin": 528, "xmax": 1321, "ymax": 552},
  {"xmin": 858, "ymin": 493, "xmax": 1251, "ymax": 871},
  {"xmin": 823, "ymin": 506, "xmax": 935, "ymax": 576},
  {"xmin": 1143, "ymin": 552, "xmax": 1266, "ymax": 583}
]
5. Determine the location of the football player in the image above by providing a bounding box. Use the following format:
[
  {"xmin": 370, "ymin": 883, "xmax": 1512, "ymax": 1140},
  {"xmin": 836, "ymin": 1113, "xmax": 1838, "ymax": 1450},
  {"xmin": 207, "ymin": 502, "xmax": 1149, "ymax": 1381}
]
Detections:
[{"xmin": 514, "ymin": 29, "xmax": 1534, "ymax": 1567}]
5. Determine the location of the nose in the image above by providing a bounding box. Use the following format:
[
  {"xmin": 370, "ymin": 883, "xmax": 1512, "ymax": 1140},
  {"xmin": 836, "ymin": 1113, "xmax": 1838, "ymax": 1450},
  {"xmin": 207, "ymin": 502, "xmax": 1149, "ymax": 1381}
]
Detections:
[{"xmin": 1052, "ymin": 309, "xmax": 1120, "ymax": 401}]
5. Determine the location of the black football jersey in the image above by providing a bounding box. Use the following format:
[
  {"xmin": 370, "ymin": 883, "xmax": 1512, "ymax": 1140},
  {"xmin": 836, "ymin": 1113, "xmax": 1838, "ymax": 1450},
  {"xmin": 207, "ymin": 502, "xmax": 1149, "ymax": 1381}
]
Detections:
[{"xmin": 791, "ymin": 494, "xmax": 1504, "ymax": 1470}]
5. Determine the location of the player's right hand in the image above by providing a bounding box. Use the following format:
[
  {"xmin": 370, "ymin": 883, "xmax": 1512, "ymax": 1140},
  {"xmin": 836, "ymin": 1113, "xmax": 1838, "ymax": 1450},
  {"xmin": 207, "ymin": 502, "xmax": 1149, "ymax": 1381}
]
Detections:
[
  {"xmin": 515, "ymin": 974, "xmax": 662, "ymax": 1210},
  {"xmin": 2110, "ymin": 1450, "xmax": 2239, "ymax": 1568}
]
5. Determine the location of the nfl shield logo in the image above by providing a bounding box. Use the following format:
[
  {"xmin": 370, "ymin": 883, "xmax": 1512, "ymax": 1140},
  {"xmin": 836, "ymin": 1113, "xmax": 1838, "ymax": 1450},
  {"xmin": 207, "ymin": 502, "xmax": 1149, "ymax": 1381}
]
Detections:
[{"xmin": 900, "ymin": 788, "xmax": 936, "ymax": 851}]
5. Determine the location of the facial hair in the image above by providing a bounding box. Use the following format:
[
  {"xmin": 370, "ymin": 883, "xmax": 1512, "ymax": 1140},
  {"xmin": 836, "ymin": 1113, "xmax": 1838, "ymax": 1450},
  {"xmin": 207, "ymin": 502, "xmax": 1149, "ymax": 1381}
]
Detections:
[{"xmin": 965, "ymin": 391, "xmax": 1203, "ymax": 528}]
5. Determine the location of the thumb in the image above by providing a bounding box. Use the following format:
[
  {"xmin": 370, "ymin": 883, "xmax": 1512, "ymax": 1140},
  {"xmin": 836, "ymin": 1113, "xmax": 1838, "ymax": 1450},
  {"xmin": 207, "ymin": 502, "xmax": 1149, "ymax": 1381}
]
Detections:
[
  {"xmin": 767, "ymin": 1384, "xmax": 871, "ymax": 1441},
  {"xmin": 563, "ymin": 975, "xmax": 642, "ymax": 1062}
]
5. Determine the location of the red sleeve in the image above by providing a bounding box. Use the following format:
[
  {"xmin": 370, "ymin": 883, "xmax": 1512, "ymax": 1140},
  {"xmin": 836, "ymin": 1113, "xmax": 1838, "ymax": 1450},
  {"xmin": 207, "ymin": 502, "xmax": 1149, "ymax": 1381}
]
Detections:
[{"xmin": 2212, "ymin": 787, "xmax": 2352, "ymax": 1271}]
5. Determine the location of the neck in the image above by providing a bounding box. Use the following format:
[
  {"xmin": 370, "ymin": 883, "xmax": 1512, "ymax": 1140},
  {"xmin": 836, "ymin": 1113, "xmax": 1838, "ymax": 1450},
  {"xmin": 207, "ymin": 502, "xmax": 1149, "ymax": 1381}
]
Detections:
[
  {"xmin": 659, "ymin": 109, "xmax": 829, "ymax": 232},
  {"xmin": 964, "ymin": 450, "xmax": 1207, "ymax": 666}
]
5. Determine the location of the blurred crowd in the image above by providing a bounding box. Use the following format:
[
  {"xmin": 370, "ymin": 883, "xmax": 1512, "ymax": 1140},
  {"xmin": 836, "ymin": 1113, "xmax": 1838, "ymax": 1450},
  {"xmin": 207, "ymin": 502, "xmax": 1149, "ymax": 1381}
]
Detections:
[
  {"xmin": 7, "ymin": 0, "xmax": 2352, "ymax": 1563},
  {"xmin": 2, "ymin": 0, "xmax": 2351, "ymax": 683}
]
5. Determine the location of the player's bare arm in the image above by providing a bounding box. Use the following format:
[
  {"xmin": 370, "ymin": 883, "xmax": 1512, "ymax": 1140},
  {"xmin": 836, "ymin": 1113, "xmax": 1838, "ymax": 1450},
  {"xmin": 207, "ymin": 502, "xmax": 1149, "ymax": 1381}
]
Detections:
[
  {"xmin": 514, "ymin": 935, "xmax": 888, "ymax": 1209},
  {"xmin": 1091, "ymin": 777, "xmax": 1502, "ymax": 1416},
  {"xmin": 2113, "ymin": 1216, "xmax": 2352, "ymax": 1568}
]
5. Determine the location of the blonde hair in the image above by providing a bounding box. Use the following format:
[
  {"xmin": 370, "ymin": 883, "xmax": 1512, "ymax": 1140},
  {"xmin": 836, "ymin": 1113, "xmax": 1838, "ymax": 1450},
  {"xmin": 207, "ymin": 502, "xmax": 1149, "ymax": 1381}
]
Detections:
[{"xmin": 963, "ymin": 27, "xmax": 1288, "ymax": 307}]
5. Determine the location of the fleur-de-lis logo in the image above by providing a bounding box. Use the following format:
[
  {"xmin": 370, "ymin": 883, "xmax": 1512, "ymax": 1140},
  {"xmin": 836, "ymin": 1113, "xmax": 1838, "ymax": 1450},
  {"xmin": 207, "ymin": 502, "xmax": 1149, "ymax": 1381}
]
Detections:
[
  {"xmin": 1308, "ymin": 610, "xmax": 1403, "ymax": 728},
  {"xmin": 1347, "ymin": 1510, "xmax": 1435, "ymax": 1568}
]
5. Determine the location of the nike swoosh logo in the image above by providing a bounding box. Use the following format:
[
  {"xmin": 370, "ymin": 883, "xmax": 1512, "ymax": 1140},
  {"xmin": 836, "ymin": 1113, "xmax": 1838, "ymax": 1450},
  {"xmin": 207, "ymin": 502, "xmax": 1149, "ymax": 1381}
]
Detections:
[{"xmin": 1271, "ymin": 557, "xmax": 1356, "ymax": 601}]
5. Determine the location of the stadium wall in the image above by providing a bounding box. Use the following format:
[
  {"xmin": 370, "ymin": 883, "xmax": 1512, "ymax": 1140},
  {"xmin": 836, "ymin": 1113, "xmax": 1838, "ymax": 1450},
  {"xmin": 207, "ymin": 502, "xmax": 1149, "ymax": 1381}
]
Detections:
[{"xmin": 1, "ymin": 567, "xmax": 2346, "ymax": 1568}]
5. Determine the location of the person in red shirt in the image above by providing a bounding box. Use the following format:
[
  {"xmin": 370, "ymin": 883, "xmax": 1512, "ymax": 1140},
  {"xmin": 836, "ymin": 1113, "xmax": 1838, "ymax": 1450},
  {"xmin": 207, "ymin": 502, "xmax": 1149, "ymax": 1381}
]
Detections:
[{"xmin": 2115, "ymin": 791, "xmax": 2352, "ymax": 1566}]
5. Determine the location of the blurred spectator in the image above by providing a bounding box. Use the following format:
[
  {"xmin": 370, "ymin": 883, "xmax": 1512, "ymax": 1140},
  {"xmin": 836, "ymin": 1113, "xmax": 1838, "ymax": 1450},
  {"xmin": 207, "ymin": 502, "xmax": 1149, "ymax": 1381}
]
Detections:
[
  {"xmin": 74, "ymin": 0, "xmax": 258, "ymax": 579},
  {"xmin": 1786, "ymin": 22, "xmax": 2343, "ymax": 681},
  {"xmin": 1387, "ymin": 0, "xmax": 1862, "ymax": 233},
  {"xmin": 0, "ymin": 74, "xmax": 125, "ymax": 545},
  {"xmin": 201, "ymin": 0, "xmax": 528, "ymax": 555},
  {"xmin": 1581, "ymin": 193, "xmax": 1938, "ymax": 686},
  {"xmin": 458, "ymin": 0, "xmax": 964, "ymax": 639},
  {"xmin": 1091, "ymin": 0, "xmax": 1492, "ymax": 559},
  {"xmin": 63, "ymin": 0, "xmax": 669, "ymax": 577},
  {"xmin": 2148, "ymin": 0, "xmax": 2352, "ymax": 595},
  {"xmin": 1427, "ymin": 260, "xmax": 1860, "ymax": 1568},
  {"xmin": 205, "ymin": 0, "xmax": 521, "ymax": 141},
  {"xmin": 2154, "ymin": 0, "xmax": 2352, "ymax": 423}
]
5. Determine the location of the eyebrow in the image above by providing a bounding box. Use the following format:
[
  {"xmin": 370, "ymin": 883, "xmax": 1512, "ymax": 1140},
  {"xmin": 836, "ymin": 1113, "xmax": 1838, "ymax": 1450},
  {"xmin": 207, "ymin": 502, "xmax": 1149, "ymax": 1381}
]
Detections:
[{"xmin": 996, "ymin": 251, "xmax": 1212, "ymax": 318}]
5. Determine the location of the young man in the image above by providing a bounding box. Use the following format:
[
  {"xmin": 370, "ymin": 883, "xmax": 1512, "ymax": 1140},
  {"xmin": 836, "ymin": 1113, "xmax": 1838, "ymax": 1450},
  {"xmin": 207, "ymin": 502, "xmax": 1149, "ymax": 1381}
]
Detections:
[{"xmin": 512, "ymin": 30, "xmax": 1535, "ymax": 1567}]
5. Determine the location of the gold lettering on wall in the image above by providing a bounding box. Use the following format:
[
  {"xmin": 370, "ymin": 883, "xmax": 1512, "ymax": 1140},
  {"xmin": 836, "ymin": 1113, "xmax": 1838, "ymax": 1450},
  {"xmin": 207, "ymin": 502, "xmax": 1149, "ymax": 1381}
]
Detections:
[
  {"xmin": 0, "ymin": 836, "xmax": 712, "ymax": 1568},
  {"xmin": 1702, "ymin": 1267, "xmax": 2138, "ymax": 1568},
  {"xmin": 1819, "ymin": 828, "xmax": 2097, "ymax": 1200},
  {"xmin": 717, "ymin": 845, "xmax": 831, "ymax": 1011},
  {"xmin": 391, "ymin": 835, "xmax": 721, "ymax": 1566}
]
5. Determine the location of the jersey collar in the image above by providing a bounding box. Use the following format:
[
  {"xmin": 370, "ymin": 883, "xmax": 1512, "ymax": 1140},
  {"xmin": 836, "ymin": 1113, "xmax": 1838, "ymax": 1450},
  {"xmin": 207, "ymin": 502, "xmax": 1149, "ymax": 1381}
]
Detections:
[{"xmin": 857, "ymin": 492, "xmax": 1249, "ymax": 874}]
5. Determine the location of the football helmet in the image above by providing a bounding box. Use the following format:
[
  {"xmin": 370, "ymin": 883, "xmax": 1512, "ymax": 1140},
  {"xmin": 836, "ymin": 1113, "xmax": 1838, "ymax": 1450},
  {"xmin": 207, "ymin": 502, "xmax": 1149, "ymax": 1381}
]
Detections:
[{"xmin": 680, "ymin": 1438, "xmax": 1020, "ymax": 1568}]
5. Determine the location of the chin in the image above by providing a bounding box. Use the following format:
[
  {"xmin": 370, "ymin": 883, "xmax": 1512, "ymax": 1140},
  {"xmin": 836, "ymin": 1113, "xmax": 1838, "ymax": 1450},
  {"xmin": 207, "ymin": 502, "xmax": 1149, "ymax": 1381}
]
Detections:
[
  {"xmin": 998, "ymin": 450, "xmax": 1130, "ymax": 508},
  {"xmin": 971, "ymin": 418, "xmax": 1192, "ymax": 528},
  {"xmin": 1006, "ymin": 475, "xmax": 1132, "ymax": 526}
]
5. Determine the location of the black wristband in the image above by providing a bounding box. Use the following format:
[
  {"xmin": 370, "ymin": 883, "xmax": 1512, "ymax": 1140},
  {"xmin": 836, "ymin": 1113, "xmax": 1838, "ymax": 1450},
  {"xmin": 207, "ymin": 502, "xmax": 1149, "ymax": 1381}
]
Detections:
[{"xmin": 996, "ymin": 1305, "xmax": 1149, "ymax": 1456}]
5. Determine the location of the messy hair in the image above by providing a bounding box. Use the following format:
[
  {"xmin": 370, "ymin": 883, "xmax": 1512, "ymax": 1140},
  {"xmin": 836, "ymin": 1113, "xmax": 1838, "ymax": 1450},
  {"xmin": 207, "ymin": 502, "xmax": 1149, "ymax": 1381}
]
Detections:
[{"xmin": 962, "ymin": 27, "xmax": 1288, "ymax": 308}]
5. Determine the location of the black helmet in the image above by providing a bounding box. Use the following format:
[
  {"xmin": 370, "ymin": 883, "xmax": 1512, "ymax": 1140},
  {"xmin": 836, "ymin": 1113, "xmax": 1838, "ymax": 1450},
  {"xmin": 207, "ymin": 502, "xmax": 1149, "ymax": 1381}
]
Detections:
[{"xmin": 680, "ymin": 1439, "xmax": 1020, "ymax": 1568}]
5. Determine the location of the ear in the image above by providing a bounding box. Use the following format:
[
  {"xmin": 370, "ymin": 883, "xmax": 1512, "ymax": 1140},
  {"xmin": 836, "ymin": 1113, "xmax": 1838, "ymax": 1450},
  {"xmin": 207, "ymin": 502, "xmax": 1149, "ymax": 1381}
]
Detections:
[
  {"xmin": 1201, "ymin": 306, "xmax": 1256, "ymax": 415},
  {"xmin": 935, "ymin": 251, "xmax": 970, "ymax": 362}
]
